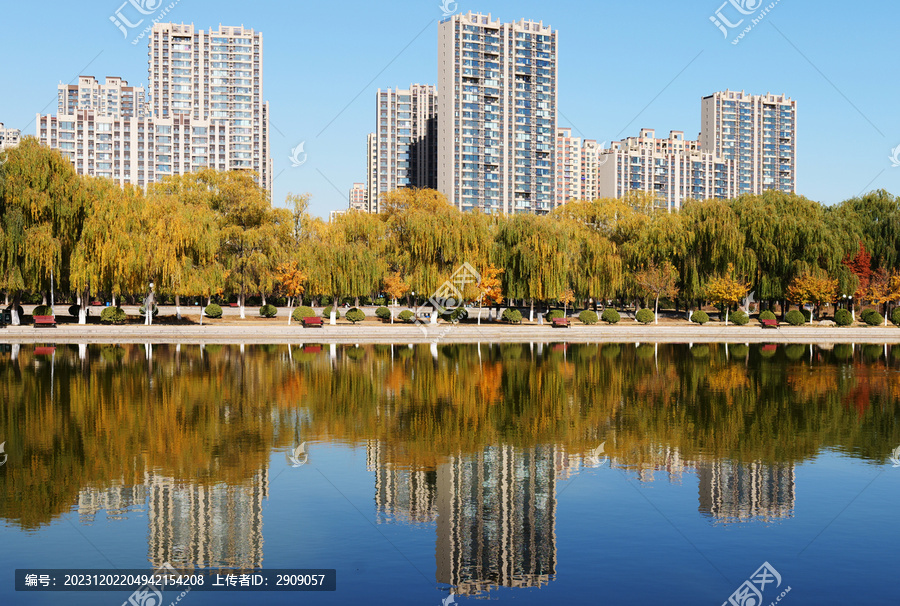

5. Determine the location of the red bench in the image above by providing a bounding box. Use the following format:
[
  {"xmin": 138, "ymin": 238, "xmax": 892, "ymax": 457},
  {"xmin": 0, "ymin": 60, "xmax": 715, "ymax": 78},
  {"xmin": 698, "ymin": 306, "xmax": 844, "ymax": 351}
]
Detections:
[
  {"xmin": 91, "ymin": 301, "xmax": 103, "ymax": 306},
  {"xmin": 761, "ymin": 318, "xmax": 778, "ymax": 329},
  {"xmin": 552, "ymin": 317, "xmax": 571, "ymax": 328},
  {"xmin": 229, "ymin": 303, "xmax": 239, "ymax": 307},
  {"xmin": 33, "ymin": 315, "xmax": 57, "ymax": 328},
  {"xmin": 302, "ymin": 317, "xmax": 323, "ymax": 328}
]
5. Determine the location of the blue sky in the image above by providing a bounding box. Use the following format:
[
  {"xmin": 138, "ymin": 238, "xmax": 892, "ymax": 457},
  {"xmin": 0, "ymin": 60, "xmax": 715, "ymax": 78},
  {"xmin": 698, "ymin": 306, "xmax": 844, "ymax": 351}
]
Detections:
[{"xmin": 1, "ymin": 0, "xmax": 898, "ymax": 218}]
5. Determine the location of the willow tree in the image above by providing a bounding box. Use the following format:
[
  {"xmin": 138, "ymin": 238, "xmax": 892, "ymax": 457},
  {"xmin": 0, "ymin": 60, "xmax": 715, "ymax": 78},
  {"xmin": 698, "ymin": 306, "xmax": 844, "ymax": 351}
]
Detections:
[
  {"xmin": 145, "ymin": 178, "xmax": 221, "ymax": 319},
  {"xmin": 207, "ymin": 171, "xmax": 291, "ymax": 318},
  {"xmin": 495, "ymin": 213, "xmax": 571, "ymax": 322},
  {"xmin": 733, "ymin": 191, "xmax": 842, "ymax": 316},
  {"xmin": 566, "ymin": 222, "xmax": 622, "ymax": 311},
  {"xmin": 0, "ymin": 138, "xmax": 84, "ymax": 323},
  {"xmin": 70, "ymin": 179, "xmax": 147, "ymax": 323},
  {"xmin": 384, "ymin": 188, "xmax": 491, "ymax": 317},
  {"xmin": 832, "ymin": 190, "xmax": 900, "ymax": 271}
]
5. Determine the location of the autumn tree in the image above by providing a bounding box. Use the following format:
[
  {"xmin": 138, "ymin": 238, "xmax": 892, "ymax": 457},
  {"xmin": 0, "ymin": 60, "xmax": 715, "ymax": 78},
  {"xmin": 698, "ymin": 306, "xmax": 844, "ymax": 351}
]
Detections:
[
  {"xmin": 277, "ymin": 261, "xmax": 306, "ymax": 324},
  {"xmin": 476, "ymin": 264, "xmax": 504, "ymax": 325},
  {"xmin": 634, "ymin": 260, "xmax": 680, "ymax": 324},
  {"xmin": 867, "ymin": 269, "xmax": 900, "ymax": 325},
  {"xmin": 383, "ymin": 272, "xmax": 410, "ymax": 306},
  {"xmin": 786, "ymin": 272, "xmax": 838, "ymax": 322},
  {"xmin": 705, "ymin": 264, "xmax": 750, "ymax": 325},
  {"xmin": 0, "ymin": 138, "xmax": 85, "ymax": 323},
  {"xmin": 558, "ymin": 287, "xmax": 575, "ymax": 316}
]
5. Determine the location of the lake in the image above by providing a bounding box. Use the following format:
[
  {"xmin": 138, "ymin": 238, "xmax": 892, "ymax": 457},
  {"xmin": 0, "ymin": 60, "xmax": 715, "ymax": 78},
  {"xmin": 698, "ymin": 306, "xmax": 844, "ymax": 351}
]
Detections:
[{"xmin": 1, "ymin": 342, "xmax": 898, "ymax": 605}]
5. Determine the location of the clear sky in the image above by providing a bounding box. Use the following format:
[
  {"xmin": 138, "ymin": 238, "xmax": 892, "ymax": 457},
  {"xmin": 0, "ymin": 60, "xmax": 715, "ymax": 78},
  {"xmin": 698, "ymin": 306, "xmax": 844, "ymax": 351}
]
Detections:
[{"xmin": 1, "ymin": 0, "xmax": 898, "ymax": 218}]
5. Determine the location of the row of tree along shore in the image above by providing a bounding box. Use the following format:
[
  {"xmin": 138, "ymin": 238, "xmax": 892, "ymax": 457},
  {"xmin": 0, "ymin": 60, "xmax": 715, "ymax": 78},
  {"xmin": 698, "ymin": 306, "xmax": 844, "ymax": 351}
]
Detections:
[{"xmin": 2, "ymin": 137, "xmax": 900, "ymax": 326}]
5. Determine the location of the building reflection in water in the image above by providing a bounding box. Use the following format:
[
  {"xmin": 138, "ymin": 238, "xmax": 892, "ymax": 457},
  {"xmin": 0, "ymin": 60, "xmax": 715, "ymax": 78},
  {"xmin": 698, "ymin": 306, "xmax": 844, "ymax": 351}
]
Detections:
[
  {"xmin": 76, "ymin": 468, "xmax": 269, "ymax": 570},
  {"xmin": 697, "ymin": 460, "xmax": 795, "ymax": 523},
  {"xmin": 368, "ymin": 440, "xmax": 797, "ymax": 596}
]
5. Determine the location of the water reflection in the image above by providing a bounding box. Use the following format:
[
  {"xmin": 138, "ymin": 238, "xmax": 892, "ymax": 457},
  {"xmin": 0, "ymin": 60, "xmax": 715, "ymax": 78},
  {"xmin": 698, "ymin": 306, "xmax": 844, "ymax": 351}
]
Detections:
[{"xmin": 1, "ymin": 341, "xmax": 899, "ymax": 597}]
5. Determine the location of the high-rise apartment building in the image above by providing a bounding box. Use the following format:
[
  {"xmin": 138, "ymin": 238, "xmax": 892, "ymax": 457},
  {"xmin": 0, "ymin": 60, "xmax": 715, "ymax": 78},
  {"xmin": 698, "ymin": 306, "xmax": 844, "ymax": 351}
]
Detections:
[
  {"xmin": 555, "ymin": 128, "xmax": 582, "ymax": 205},
  {"xmin": 438, "ymin": 12, "xmax": 558, "ymax": 214},
  {"xmin": 149, "ymin": 23, "xmax": 272, "ymax": 193},
  {"xmin": 580, "ymin": 139, "xmax": 602, "ymax": 202},
  {"xmin": 372, "ymin": 84, "xmax": 437, "ymax": 208},
  {"xmin": 700, "ymin": 90, "xmax": 796, "ymax": 195},
  {"xmin": 0, "ymin": 122, "xmax": 20, "ymax": 151},
  {"xmin": 597, "ymin": 129, "xmax": 737, "ymax": 210},
  {"xmin": 37, "ymin": 76, "xmax": 157, "ymax": 187},
  {"xmin": 366, "ymin": 132, "xmax": 377, "ymax": 212},
  {"xmin": 349, "ymin": 182, "xmax": 367, "ymax": 212}
]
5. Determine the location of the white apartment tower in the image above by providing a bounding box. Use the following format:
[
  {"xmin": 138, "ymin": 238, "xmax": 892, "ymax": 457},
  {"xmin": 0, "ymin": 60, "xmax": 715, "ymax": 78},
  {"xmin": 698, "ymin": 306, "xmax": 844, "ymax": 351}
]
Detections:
[
  {"xmin": 366, "ymin": 132, "xmax": 377, "ymax": 212},
  {"xmin": 438, "ymin": 12, "xmax": 558, "ymax": 214},
  {"xmin": 700, "ymin": 90, "xmax": 796, "ymax": 195},
  {"xmin": 373, "ymin": 84, "xmax": 437, "ymax": 208},
  {"xmin": 37, "ymin": 76, "xmax": 157, "ymax": 187},
  {"xmin": 349, "ymin": 182, "xmax": 367, "ymax": 212},
  {"xmin": 555, "ymin": 128, "xmax": 583, "ymax": 205},
  {"xmin": 149, "ymin": 23, "xmax": 272, "ymax": 193},
  {"xmin": 0, "ymin": 123, "xmax": 21, "ymax": 151},
  {"xmin": 597, "ymin": 129, "xmax": 737, "ymax": 211}
]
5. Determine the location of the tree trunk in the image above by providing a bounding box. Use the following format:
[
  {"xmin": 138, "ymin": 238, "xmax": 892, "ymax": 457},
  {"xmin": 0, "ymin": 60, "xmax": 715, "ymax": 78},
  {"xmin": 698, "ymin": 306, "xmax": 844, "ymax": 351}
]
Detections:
[
  {"xmin": 78, "ymin": 289, "xmax": 89, "ymax": 325},
  {"xmin": 10, "ymin": 292, "xmax": 21, "ymax": 326},
  {"xmin": 330, "ymin": 293, "xmax": 338, "ymax": 325},
  {"xmin": 175, "ymin": 293, "xmax": 182, "ymax": 320},
  {"xmin": 529, "ymin": 299, "xmax": 535, "ymax": 323},
  {"xmin": 355, "ymin": 296, "xmax": 360, "ymax": 307},
  {"xmin": 239, "ymin": 290, "xmax": 246, "ymax": 319},
  {"xmin": 654, "ymin": 294, "xmax": 660, "ymax": 324}
]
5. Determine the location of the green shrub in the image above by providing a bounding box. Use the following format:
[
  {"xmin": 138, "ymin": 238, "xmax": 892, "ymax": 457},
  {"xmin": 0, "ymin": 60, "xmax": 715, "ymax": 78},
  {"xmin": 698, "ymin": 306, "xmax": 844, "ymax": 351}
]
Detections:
[
  {"xmin": 545, "ymin": 309, "xmax": 564, "ymax": 321},
  {"xmin": 320, "ymin": 295, "xmax": 333, "ymax": 306},
  {"xmin": 502, "ymin": 308, "xmax": 523, "ymax": 324},
  {"xmin": 322, "ymin": 305, "xmax": 341, "ymax": 319},
  {"xmin": 375, "ymin": 306, "xmax": 391, "ymax": 320},
  {"xmin": 691, "ymin": 310, "xmax": 709, "ymax": 325},
  {"xmin": 100, "ymin": 306, "xmax": 128, "ymax": 324},
  {"xmin": 860, "ymin": 309, "xmax": 876, "ymax": 323},
  {"xmin": 601, "ymin": 308, "xmax": 620, "ymax": 324},
  {"xmin": 374, "ymin": 297, "xmax": 386, "ymax": 306},
  {"xmin": 800, "ymin": 308, "xmax": 812, "ymax": 322},
  {"xmin": 291, "ymin": 306, "xmax": 316, "ymax": 322},
  {"xmin": 865, "ymin": 311, "xmax": 884, "ymax": 326},
  {"xmin": 835, "ymin": 309, "xmax": 853, "ymax": 326},
  {"xmin": 346, "ymin": 308, "xmax": 366, "ymax": 324},
  {"xmin": 892, "ymin": 307, "xmax": 900, "ymax": 326},
  {"xmin": 785, "ymin": 310, "xmax": 805, "ymax": 326},
  {"xmin": 398, "ymin": 310, "xmax": 414, "ymax": 323},
  {"xmin": 259, "ymin": 304, "xmax": 277, "ymax": 318},
  {"xmin": 759, "ymin": 310, "xmax": 776, "ymax": 321},
  {"xmin": 204, "ymin": 303, "xmax": 223, "ymax": 318},
  {"xmin": 579, "ymin": 309, "xmax": 599, "ymax": 325},
  {"xmin": 450, "ymin": 307, "xmax": 469, "ymax": 323},
  {"xmin": 139, "ymin": 304, "xmax": 159, "ymax": 317},
  {"xmin": 32, "ymin": 305, "xmax": 53, "ymax": 316},
  {"xmin": 635, "ymin": 308, "xmax": 654, "ymax": 324},
  {"xmin": 69, "ymin": 305, "xmax": 81, "ymax": 318},
  {"xmin": 730, "ymin": 310, "xmax": 749, "ymax": 326}
]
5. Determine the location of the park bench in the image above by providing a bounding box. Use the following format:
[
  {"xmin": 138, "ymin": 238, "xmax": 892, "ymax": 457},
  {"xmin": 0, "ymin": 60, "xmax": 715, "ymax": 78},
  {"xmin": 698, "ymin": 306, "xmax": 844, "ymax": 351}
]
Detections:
[
  {"xmin": 229, "ymin": 303, "xmax": 240, "ymax": 307},
  {"xmin": 761, "ymin": 318, "xmax": 778, "ymax": 329},
  {"xmin": 91, "ymin": 301, "xmax": 103, "ymax": 306},
  {"xmin": 33, "ymin": 315, "xmax": 57, "ymax": 328},
  {"xmin": 552, "ymin": 317, "xmax": 571, "ymax": 328},
  {"xmin": 302, "ymin": 317, "xmax": 323, "ymax": 328}
]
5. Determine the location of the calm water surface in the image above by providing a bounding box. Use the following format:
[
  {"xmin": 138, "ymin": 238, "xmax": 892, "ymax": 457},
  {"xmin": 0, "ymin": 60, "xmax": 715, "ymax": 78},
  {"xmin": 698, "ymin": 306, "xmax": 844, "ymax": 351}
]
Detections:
[{"xmin": 1, "ymin": 342, "xmax": 899, "ymax": 605}]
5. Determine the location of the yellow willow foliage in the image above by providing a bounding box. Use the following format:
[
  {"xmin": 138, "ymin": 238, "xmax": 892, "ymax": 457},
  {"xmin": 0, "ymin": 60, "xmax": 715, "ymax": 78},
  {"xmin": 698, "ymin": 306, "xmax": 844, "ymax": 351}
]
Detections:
[
  {"xmin": 70, "ymin": 179, "xmax": 147, "ymax": 296},
  {"xmin": 705, "ymin": 266, "xmax": 750, "ymax": 308}
]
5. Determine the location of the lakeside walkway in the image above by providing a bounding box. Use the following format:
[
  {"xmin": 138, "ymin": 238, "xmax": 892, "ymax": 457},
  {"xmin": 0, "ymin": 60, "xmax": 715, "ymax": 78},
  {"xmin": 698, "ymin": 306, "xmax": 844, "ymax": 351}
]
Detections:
[{"xmin": 5, "ymin": 322, "xmax": 900, "ymax": 345}]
